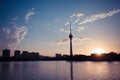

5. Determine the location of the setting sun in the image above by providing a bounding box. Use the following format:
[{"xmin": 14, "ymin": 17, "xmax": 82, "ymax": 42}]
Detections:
[{"xmin": 91, "ymin": 48, "xmax": 105, "ymax": 54}]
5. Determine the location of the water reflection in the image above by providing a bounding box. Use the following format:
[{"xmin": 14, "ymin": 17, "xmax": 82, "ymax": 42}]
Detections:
[
  {"xmin": 1, "ymin": 61, "xmax": 120, "ymax": 80},
  {"xmin": 13, "ymin": 62, "xmax": 22, "ymax": 80},
  {"xmin": 70, "ymin": 61, "xmax": 73, "ymax": 80},
  {"xmin": 1, "ymin": 62, "xmax": 10, "ymax": 80}
]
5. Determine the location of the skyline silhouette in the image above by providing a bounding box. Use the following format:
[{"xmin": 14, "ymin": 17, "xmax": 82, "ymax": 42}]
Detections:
[{"xmin": 1, "ymin": 48, "xmax": 120, "ymax": 61}]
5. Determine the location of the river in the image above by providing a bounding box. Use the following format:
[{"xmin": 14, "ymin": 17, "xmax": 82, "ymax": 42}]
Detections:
[{"xmin": 0, "ymin": 61, "xmax": 120, "ymax": 80}]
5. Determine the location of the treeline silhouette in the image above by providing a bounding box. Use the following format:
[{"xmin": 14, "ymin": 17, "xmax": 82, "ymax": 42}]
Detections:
[{"xmin": 0, "ymin": 49, "xmax": 120, "ymax": 61}]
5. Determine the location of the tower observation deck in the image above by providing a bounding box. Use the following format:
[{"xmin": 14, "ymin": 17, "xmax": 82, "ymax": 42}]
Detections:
[{"xmin": 69, "ymin": 22, "xmax": 73, "ymax": 59}]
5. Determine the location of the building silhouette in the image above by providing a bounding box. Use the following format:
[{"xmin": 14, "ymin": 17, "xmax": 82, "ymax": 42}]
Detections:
[
  {"xmin": 2, "ymin": 49, "xmax": 10, "ymax": 60},
  {"xmin": 69, "ymin": 22, "xmax": 73, "ymax": 59},
  {"xmin": 55, "ymin": 53, "xmax": 62, "ymax": 58},
  {"xmin": 14, "ymin": 50, "xmax": 21, "ymax": 58},
  {"xmin": 21, "ymin": 51, "xmax": 29, "ymax": 59},
  {"xmin": 21, "ymin": 51, "xmax": 40, "ymax": 60}
]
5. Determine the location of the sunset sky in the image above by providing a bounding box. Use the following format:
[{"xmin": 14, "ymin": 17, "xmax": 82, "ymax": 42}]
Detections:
[{"xmin": 0, "ymin": 0, "xmax": 120, "ymax": 56}]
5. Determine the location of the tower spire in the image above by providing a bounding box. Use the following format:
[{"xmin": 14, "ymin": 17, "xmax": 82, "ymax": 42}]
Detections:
[
  {"xmin": 69, "ymin": 21, "xmax": 73, "ymax": 59},
  {"xmin": 70, "ymin": 21, "xmax": 72, "ymax": 34}
]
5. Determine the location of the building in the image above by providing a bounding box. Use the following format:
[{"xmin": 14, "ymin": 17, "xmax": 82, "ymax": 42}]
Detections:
[
  {"xmin": 21, "ymin": 51, "xmax": 40, "ymax": 60},
  {"xmin": 55, "ymin": 53, "xmax": 62, "ymax": 58},
  {"xmin": 14, "ymin": 50, "xmax": 21, "ymax": 58},
  {"xmin": 29, "ymin": 52, "xmax": 40, "ymax": 59},
  {"xmin": 2, "ymin": 49, "xmax": 10, "ymax": 59},
  {"xmin": 21, "ymin": 51, "xmax": 29, "ymax": 59}
]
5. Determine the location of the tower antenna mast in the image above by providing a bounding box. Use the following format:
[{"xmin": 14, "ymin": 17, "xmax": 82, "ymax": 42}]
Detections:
[{"xmin": 69, "ymin": 21, "xmax": 73, "ymax": 59}]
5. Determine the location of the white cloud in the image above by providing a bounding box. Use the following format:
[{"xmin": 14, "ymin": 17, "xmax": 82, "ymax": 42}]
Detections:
[
  {"xmin": 70, "ymin": 13, "xmax": 84, "ymax": 18},
  {"xmin": 65, "ymin": 21, "xmax": 69, "ymax": 26},
  {"xmin": 0, "ymin": 8, "xmax": 36, "ymax": 50},
  {"xmin": 71, "ymin": 13, "xmax": 84, "ymax": 25},
  {"xmin": 2, "ymin": 18, "xmax": 28, "ymax": 49},
  {"xmin": 60, "ymin": 28, "xmax": 70, "ymax": 33},
  {"xmin": 25, "ymin": 8, "xmax": 36, "ymax": 21},
  {"xmin": 54, "ymin": 38, "xmax": 69, "ymax": 45},
  {"xmin": 60, "ymin": 28, "xmax": 64, "ymax": 32},
  {"xmin": 3, "ymin": 26, "xmax": 28, "ymax": 49},
  {"xmin": 79, "ymin": 9, "xmax": 120, "ymax": 25},
  {"xmin": 53, "ymin": 37, "xmax": 91, "ymax": 45},
  {"xmin": 73, "ymin": 37, "xmax": 91, "ymax": 45},
  {"xmin": 10, "ymin": 17, "xmax": 18, "ymax": 27},
  {"xmin": 77, "ymin": 26, "xmax": 85, "ymax": 32},
  {"xmin": 65, "ymin": 13, "xmax": 84, "ymax": 26},
  {"xmin": 64, "ymin": 9, "xmax": 120, "ymax": 33},
  {"xmin": 74, "ymin": 17, "xmax": 80, "ymax": 24},
  {"xmin": 74, "ymin": 37, "xmax": 90, "ymax": 42}
]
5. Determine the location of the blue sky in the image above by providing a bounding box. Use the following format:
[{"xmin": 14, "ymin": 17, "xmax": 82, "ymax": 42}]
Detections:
[{"xmin": 0, "ymin": 0, "xmax": 120, "ymax": 56}]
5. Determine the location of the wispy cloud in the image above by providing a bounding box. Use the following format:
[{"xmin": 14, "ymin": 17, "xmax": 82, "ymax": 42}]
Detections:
[
  {"xmin": 70, "ymin": 13, "xmax": 84, "ymax": 18},
  {"xmin": 65, "ymin": 13, "xmax": 84, "ymax": 26},
  {"xmin": 10, "ymin": 17, "xmax": 18, "ymax": 27},
  {"xmin": 73, "ymin": 37, "xmax": 91, "ymax": 45},
  {"xmin": 0, "ymin": 8, "xmax": 36, "ymax": 50},
  {"xmin": 53, "ymin": 37, "xmax": 90, "ymax": 45},
  {"xmin": 3, "ymin": 26, "xmax": 28, "ymax": 49},
  {"xmin": 60, "ymin": 28, "xmax": 70, "ymax": 33},
  {"xmin": 74, "ymin": 17, "xmax": 80, "ymax": 24},
  {"xmin": 77, "ymin": 26, "xmax": 85, "ymax": 32},
  {"xmin": 54, "ymin": 38, "xmax": 69, "ymax": 45},
  {"xmin": 61, "ymin": 9, "xmax": 120, "ymax": 36},
  {"xmin": 65, "ymin": 21, "xmax": 69, "ymax": 26},
  {"xmin": 79, "ymin": 9, "xmax": 120, "ymax": 25},
  {"xmin": 0, "ymin": 17, "xmax": 28, "ymax": 49},
  {"xmin": 25, "ymin": 8, "xmax": 36, "ymax": 21}
]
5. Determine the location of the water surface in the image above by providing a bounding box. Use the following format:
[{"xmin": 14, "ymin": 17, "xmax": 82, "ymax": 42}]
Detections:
[{"xmin": 0, "ymin": 61, "xmax": 120, "ymax": 80}]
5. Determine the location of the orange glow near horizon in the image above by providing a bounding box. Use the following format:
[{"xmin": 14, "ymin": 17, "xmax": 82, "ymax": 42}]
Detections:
[{"xmin": 91, "ymin": 48, "xmax": 105, "ymax": 55}]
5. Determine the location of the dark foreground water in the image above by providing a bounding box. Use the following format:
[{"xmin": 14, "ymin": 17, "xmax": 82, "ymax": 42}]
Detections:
[{"xmin": 0, "ymin": 61, "xmax": 120, "ymax": 80}]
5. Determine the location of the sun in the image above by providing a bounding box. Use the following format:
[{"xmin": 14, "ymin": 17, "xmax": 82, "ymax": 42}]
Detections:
[{"xmin": 91, "ymin": 48, "xmax": 105, "ymax": 55}]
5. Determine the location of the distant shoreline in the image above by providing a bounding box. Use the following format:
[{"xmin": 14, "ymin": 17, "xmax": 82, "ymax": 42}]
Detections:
[{"xmin": 1, "ymin": 51, "xmax": 120, "ymax": 62}]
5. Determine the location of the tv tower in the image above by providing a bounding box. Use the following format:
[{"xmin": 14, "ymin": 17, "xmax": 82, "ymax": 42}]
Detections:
[{"xmin": 69, "ymin": 22, "xmax": 73, "ymax": 58}]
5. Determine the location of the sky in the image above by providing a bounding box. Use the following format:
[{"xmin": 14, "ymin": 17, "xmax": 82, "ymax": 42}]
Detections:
[{"xmin": 0, "ymin": 0, "xmax": 120, "ymax": 56}]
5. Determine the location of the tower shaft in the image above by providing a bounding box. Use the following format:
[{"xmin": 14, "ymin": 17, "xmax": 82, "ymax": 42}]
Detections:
[
  {"xmin": 70, "ymin": 38, "xmax": 73, "ymax": 57},
  {"xmin": 69, "ymin": 22, "xmax": 73, "ymax": 58}
]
